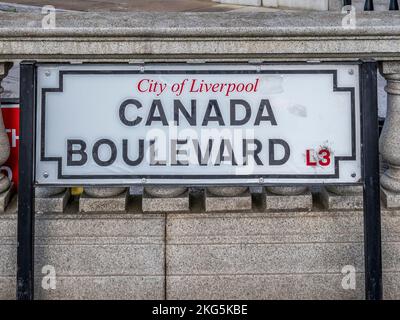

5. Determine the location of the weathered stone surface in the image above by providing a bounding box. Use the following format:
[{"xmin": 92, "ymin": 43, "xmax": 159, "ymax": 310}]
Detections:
[
  {"xmin": 329, "ymin": 0, "xmax": 390, "ymax": 12},
  {"xmin": 166, "ymin": 272, "xmax": 400, "ymax": 300},
  {"xmin": 0, "ymin": 62, "xmax": 12, "ymax": 195},
  {"xmin": 0, "ymin": 212, "xmax": 165, "ymax": 299},
  {"xmin": 205, "ymin": 190, "xmax": 252, "ymax": 212},
  {"xmin": 35, "ymin": 276, "xmax": 164, "ymax": 300},
  {"xmin": 84, "ymin": 187, "xmax": 126, "ymax": 198},
  {"xmin": 35, "ymin": 189, "xmax": 70, "ymax": 213},
  {"xmin": 2, "ymin": 208, "xmax": 400, "ymax": 299},
  {"xmin": 0, "ymin": 12, "xmax": 399, "ymax": 62},
  {"xmin": 207, "ymin": 186, "xmax": 248, "ymax": 197},
  {"xmin": 326, "ymin": 185, "xmax": 363, "ymax": 195},
  {"xmin": 35, "ymin": 187, "xmax": 66, "ymax": 198},
  {"xmin": 321, "ymin": 187, "xmax": 363, "ymax": 210},
  {"xmin": 381, "ymin": 187, "xmax": 400, "ymax": 209},
  {"xmin": 0, "ymin": 175, "xmax": 10, "ymax": 195},
  {"xmin": 218, "ymin": 0, "xmax": 262, "ymax": 6},
  {"xmin": 167, "ymin": 274, "xmax": 364, "ymax": 300},
  {"xmin": 142, "ymin": 191, "xmax": 189, "ymax": 213},
  {"xmin": 263, "ymin": 0, "xmax": 328, "ymax": 11},
  {"xmin": 79, "ymin": 191, "xmax": 128, "ymax": 212},
  {"xmin": 166, "ymin": 210, "xmax": 400, "ymax": 299},
  {"xmin": 167, "ymin": 242, "xmax": 364, "ymax": 275},
  {"xmin": 144, "ymin": 186, "xmax": 186, "ymax": 198},
  {"xmin": 380, "ymin": 63, "xmax": 400, "ymax": 197},
  {"xmin": 0, "ymin": 184, "xmax": 13, "ymax": 213},
  {"xmin": 267, "ymin": 186, "xmax": 308, "ymax": 195},
  {"xmin": 265, "ymin": 189, "xmax": 312, "ymax": 211}
]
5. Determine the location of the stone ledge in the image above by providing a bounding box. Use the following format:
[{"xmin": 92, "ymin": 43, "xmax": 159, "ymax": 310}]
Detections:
[
  {"xmin": 320, "ymin": 188, "xmax": 363, "ymax": 210},
  {"xmin": 0, "ymin": 12, "xmax": 399, "ymax": 37},
  {"xmin": 35, "ymin": 189, "xmax": 70, "ymax": 213},
  {"xmin": 0, "ymin": 12, "xmax": 400, "ymax": 62}
]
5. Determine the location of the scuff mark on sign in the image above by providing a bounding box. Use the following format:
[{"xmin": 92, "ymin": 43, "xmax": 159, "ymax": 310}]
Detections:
[
  {"xmin": 289, "ymin": 104, "xmax": 307, "ymax": 118},
  {"xmin": 264, "ymin": 75, "xmax": 284, "ymax": 94}
]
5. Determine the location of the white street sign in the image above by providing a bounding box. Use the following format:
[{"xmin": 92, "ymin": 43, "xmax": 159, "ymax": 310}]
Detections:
[{"xmin": 35, "ymin": 64, "xmax": 361, "ymax": 185}]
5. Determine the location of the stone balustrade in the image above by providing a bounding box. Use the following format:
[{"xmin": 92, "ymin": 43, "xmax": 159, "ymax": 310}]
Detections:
[
  {"xmin": 0, "ymin": 10, "xmax": 399, "ymax": 213},
  {"xmin": 0, "ymin": 10, "xmax": 400, "ymax": 299}
]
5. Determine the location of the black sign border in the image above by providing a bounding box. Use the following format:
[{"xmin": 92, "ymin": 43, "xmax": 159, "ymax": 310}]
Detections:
[{"xmin": 39, "ymin": 69, "xmax": 357, "ymax": 180}]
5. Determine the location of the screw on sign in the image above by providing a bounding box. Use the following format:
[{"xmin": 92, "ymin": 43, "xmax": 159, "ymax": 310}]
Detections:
[{"xmin": 0, "ymin": 103, "xmax": 19, "ymax": 189}]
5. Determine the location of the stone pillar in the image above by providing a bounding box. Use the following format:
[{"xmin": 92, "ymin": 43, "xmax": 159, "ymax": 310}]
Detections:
[
  {"xmin": 265, "ymin": 186, "xmax": 312, "ymax": 211},
  {"xmin": 380, "ymin": 62, "xmax": 400, "ymax": 208},
  {"xmin": 142, "ymin": 186, "xmax": 189, "ymax": 213},
  {"xmin": 205, "ymin": 186, "xmax": 252, "ymax": 212},
  {"xmin": 320, "ymin": 185, "xmax": 363, "ymax": 210},
  {"xmin": 0, "ymin": 63, "xmax": 13, "ymax": 213},
  {"xmin": 79, "ymin": 187, "xmax": 128, "ymax": 212}
]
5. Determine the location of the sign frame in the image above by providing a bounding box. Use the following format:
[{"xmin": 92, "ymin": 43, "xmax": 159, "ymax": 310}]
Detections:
[
  {"xmin": 16, "ymin": 61, "xmax": 382, "ymax": 300},
  {"xmin": 34, "ymin": 63, "xmax": 362, "ymax": 187}
]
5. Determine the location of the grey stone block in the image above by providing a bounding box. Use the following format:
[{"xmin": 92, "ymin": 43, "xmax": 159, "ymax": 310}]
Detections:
[
  {"xmin": 265, "ymin": 189, "xmax": 312, "ymax": 211},
  {"xmin": 35, "ymin": 189, "xmax": 70, "ymax": 213},
  {"xmin": 381, "ymin": 187, "xmax": 400, "ymax": 209},
  {"xmin": 167, "ymin": 273, "xmax": 364, "ymax": 300},
  {"xmin": 320, "ymin": 187, "xmax": 363, "ymax": 210},
  {"xmin": 0, "ymin": 212, "xmax": 165, "ymax": 299},
  {"xmin": 205, "ymin": 190, "xmax": 252, "ymax": 212},
  {"xmin": 4, "ymin": 207, "xmax": 400, "ymax": 299},
  {"xmin": 0, "ymin": 184, "xmax": 13, "ymax": 213},
  {"xmin": 142, "ymin": 191, "xmax": 189, "ymax": 213},
  {"xmin": 35, "ymin": 276, "xmax": 164, "ymax": 300},
  {"xmin": 79, "ymin": 191, "xmax": 127, "ymax": 213},
  {"xmin": 166, "ymin": 242, "xmax": 364, "ymax": 275},
  {"xmin": 167, "ymin": 211, "xmax": 365, "ymax": 244},
  {"xmin": 33, "ymin": 243, "xmax": 164, "ymax": 275},
  {"xmin": 166, "ymin": 211, "xmax": 368, "ymax": 299}
]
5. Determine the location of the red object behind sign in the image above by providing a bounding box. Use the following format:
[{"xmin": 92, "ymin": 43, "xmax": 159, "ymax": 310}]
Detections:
[{"xmin": 1, "ymin": 104, "xmax": 19, "ymax": 189}]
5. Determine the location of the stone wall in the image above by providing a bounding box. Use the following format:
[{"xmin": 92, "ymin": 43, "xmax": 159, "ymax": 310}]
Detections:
[{"xmin": 1, "ymin": 193, "xmax": 400, "ymax": 300}]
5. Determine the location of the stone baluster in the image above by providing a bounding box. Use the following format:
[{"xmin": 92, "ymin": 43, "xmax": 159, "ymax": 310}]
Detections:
[
  {"xmin": 379, "ymin": 62, "xmax": 400, "ymax": 208},
  {"xmin": 265, "ymin": 186, "xmax": 312, "ymax": 211},
  {"xmin": 0, "ymin": 62, "xmax": 12, "ymax": 213},
  {"xmin": 79, "ymin": 187, "xmax": 128, "ymax": 212},
  {"xmin": 205, "ymin": 186, "xmax": 251, "ymax": 212},
  {"xmin": 142, "ymin": 186, "xmax": 189, "ymax": 213}
]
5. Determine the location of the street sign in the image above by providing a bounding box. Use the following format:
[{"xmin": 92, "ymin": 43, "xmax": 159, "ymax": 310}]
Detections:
[{"xmin": 35, "ymin": 64, "xmax": 361, "ymax": 185}]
